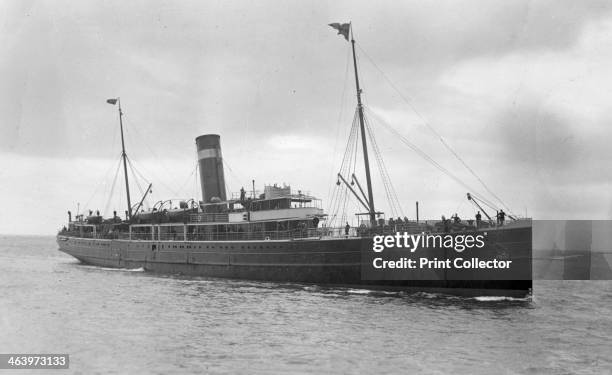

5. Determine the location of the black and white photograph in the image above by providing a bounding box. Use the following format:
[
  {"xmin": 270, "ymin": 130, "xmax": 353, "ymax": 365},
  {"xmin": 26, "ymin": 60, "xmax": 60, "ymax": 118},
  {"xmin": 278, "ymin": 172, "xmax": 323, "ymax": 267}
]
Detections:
[{"xmin": 1, "ymin": 1, "xmax": 611, "ymax": 373}]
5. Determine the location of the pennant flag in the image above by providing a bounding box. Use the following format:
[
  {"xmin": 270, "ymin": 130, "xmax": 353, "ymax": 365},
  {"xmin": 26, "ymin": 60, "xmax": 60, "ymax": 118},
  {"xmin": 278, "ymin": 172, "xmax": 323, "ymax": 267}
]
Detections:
[
  {"xmin": 329, "ymin": 23, "xmax": 350, "ymax": 41},
  {"xmin": 106, "ymin": 98, "xmax": 118, "ymax": 105}
]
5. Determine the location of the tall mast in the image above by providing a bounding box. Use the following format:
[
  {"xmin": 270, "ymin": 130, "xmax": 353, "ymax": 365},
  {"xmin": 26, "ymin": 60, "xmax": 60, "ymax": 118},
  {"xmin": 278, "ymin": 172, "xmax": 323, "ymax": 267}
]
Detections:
[
  {"xmin": 117, "ymin": 98, "xmax": 133, "ymax": 220},
  {"xmin": 350, "ymin": 27, "xmax": 376, "ymax": 226}
]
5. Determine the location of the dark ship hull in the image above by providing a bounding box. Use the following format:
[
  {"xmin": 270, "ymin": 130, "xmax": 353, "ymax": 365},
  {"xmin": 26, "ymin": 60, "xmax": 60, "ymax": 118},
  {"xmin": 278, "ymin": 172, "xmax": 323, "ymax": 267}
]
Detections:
[{"xmin": 57, "ymin": 224, "xmax": 532, "ymax": 297}]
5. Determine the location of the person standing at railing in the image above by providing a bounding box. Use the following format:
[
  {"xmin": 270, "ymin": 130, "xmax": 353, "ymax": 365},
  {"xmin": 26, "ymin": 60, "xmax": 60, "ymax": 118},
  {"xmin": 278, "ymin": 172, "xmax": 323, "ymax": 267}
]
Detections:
[
  {"xmin": 497, "ymin": 209, "xmax": 506, "ymax": 226},
  {"xmin": 345, "ymin": 222, "xmax": 350, "ymax": 237}
]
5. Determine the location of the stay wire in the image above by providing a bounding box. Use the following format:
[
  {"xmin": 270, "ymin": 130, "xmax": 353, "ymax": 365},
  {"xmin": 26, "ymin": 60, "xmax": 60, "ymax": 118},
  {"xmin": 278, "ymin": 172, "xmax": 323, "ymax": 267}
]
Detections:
[
  {"xmin": 326, "ymin": 43, "xmax": 353, "ymax": 211},
  {"xmin": 102, "ymin": 155, "xmax": 124, "ymax": 216},
  {"xmin": 121, "ymin": 115, "xmax": 184, "ymax": 195},
  {"xmin": 356, "ymin": 43, "xmax": 513, "ymax": 215},
  {"xmin": 82, "ymin": 152, "xmax": 123, "ymax": 214},
  {"xmin": 365, "ymin": 107, "xmax": 499, "ymax": 211},
  {"xmin": 126, "ymin": 157, "xmax": 147, "ymax": 211},
  {"xmin": 364, "ymin": 114, "xmax": 403, "ymax": 217},
  {"xmin": 327, "ymin": 110, "xmax": 359, "ymax": 220}
]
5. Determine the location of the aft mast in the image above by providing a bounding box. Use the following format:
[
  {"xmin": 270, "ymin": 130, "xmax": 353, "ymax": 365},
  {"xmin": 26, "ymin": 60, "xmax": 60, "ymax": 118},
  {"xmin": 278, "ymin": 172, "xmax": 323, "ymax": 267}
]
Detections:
[
  {"xmin": 350, "ymin": 26, "xmax": 377, "ymax": 226},
  {"xmin": 107, "ymin": 97, "xmax": 133, "ymax": 221},
  {"xmin": 330, "ymin": 22, "xmax": 377, "ymax": 226}
]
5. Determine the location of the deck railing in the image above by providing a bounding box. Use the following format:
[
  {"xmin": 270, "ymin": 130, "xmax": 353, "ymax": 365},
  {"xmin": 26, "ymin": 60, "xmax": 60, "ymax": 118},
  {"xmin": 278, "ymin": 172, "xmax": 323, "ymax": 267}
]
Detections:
[
  {"xmin": 59, "ymin": 226, "xmax": 413, "ymax": 241},
  {"xmin": 60, "ymin": 228, "xmax": 338, "ymax": 241},
  {"xmin": 58, "ymin": 219, "xmax": 499, "ymax": 242},
  {"xmin": 156, "ymin": 229, "xmax": 321, "ymax": 242}
]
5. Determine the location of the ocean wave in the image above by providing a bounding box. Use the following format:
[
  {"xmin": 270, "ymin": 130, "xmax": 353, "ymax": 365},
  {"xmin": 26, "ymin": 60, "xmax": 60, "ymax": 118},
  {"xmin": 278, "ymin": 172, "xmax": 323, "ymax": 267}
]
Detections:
[
  {"xmin": 473, "ymin": 295, "xmax": 531, "ymax": 302},
  {"xmin": 344, "ymin": 288, "xmax": 374, "ymax": 294},
  {"xmin": 81, "ymin": 265, "xmax": 145, "ymax": 273}
]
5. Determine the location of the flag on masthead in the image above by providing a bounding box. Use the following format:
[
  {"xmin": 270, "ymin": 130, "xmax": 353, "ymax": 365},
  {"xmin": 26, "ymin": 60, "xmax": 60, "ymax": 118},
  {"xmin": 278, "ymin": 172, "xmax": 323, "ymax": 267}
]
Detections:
[
  {"xmin": 329, "ymin": 23, "xmax": 350, "ymax": 41},
  {"xmin": 106, "ymin": 98, "xmax": 118, "ymax": 105}
]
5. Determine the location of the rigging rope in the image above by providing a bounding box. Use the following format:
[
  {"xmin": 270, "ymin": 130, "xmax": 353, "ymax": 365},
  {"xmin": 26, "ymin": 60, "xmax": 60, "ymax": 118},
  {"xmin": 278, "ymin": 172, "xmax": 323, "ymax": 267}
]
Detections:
[
  {"xmin": 194, "ymin": 150, "xmax": 200, "ymax": 201},
  {"xmin": 356, "ymin": 43, "xmax": 513, "ymax": 215},
  {"xmin": 176, "ymin": 161, "xmax": 199, "ymax": 199},
  {"xmin": 82, "ymin": 153, "xmax": 123, "ymax": 215},
  {"xmin": 365, "ymin": 107, "xmax": 500, "ymax": 211},
  {"xmin": 327, "ymin": 110, "xmax": 362, "ymax": 226},
  {"xmin": 364, "ymin": 114, "xmax": 404, "ymax": 218},
  {"xmin": 326, "ymin": 109, "xmax": 359, "ymax": 224},
  {"xmin": 128, "ymin": 156, "xmax": 179, "ymax": 197},
  {"xmin": 126, "ymin": 156, "xmax": 151, "ymax": 211},
  {"xmin": 223, "ymin": 158, "xmax": 246, "ymax": 199},
  {"xmin": 102, "ymin": 155, "xmax": 124, "ymax": 216},
  {"xmin": 326, "ymin": 43, "xmax": 353, "ymax": 210},
  {"xmin": 122, "ymin": 115, "xmax": 185, "ymax": 195},
  {"xmin": 352, "ymin": 112, "xmax": 360, "ymax": 177},
  {"xmin": 125, "ymin": 157, "xmax": 151, "ymax": 187}
]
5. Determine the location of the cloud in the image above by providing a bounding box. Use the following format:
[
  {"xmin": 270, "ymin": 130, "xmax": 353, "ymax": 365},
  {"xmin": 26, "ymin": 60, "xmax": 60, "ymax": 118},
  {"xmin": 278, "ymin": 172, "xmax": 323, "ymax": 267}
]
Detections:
[
  {"xmin": 495, "ymin": 106, "xmax": 576, "ymax": 168},
  {"xmin": 436, "ymin": 16, "xmax": 612, "ymax": 185},
  {"xmin": 3, "ymin": 0, "xmax": 611, "ymax": 157},
  {"xmin": 3, "ymin": 1, "xmax": 612, "ymax": 233}
]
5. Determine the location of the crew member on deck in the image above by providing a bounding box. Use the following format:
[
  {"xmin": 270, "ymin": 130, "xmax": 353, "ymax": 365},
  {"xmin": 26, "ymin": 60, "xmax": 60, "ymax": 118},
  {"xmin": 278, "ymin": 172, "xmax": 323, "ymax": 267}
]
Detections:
[
  {"xmin": 240, "ymin": 187, "xmax": 246, "ymax": 202},
  {"xmin": 498, "ymin": 209, "xmax": 506, "ymax": 226},
  {"xmin": 313, "ymin": 217, "xmax": 319, "ymax": 228},
  {"xmin": 453, "ymin": 213, "xmax": 461, "ymax": 224},
  {"xmin": 475, "ymin": 211, "xmax": 482, "ymax": 228},
  {"xmin": 345, "ymin": 222, "xmax": 350, "ymax": 236}
]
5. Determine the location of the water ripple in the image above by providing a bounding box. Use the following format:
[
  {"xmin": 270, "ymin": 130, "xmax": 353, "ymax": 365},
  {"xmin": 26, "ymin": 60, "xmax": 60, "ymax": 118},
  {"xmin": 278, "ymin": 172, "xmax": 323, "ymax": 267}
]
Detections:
[{"xmin": 1, "ymin": 236, "xmax": 611, "ymax": 374}]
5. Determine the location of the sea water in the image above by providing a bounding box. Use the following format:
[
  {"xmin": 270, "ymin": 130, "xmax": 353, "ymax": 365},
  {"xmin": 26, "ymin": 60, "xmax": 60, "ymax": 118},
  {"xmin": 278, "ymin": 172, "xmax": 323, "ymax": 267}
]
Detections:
[{"xmin": 1, "ymin": 235, "xmax": 611, "ymax": 374}]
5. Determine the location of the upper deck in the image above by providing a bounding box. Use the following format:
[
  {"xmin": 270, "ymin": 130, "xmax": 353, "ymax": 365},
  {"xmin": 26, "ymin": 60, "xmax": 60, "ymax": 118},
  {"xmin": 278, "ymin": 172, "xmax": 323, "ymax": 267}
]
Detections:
[{"xmin": 190, "ymin": 184, "xmax": 323, "ymax": 223}]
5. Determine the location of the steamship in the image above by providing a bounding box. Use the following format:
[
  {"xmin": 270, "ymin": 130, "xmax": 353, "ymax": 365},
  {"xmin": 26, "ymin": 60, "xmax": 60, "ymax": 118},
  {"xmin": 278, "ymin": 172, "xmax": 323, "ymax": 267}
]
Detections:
[{"xmin": 57, "ymin": 24, "xmax": 532, "ymax": 296}]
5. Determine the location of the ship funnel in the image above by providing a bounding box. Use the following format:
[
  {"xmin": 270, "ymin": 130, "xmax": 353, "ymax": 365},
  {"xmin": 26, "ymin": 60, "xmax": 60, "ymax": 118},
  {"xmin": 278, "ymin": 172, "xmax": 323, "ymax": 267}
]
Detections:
[{"xmin": 195, "ymin": 134, "xmax": 227, "ymax": 203}]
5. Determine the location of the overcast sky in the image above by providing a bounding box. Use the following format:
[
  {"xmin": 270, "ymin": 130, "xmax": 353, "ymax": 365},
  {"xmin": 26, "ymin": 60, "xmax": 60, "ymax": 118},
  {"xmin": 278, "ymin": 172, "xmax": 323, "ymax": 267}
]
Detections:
[{"xmin": 2, "ymin": 0, "xmax": 612, "ymax": 234}]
